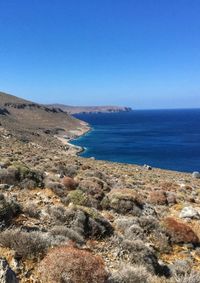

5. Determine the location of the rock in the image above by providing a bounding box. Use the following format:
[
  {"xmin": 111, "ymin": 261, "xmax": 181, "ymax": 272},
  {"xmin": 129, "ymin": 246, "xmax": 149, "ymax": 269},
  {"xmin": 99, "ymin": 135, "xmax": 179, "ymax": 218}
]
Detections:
[
  {"xmin": 164, "ymin": 217, "xmax": 199, "ymax": 244},
  {"xmin": 0, "ymin": 258, "xmax": 18, "ymax": 283},
  {"xmin": 179, "ymin": 206, "xmax": 200, "ymax": 219},
  {"xmin": 143, "ymin": 164, "xmax": 152, "ymax": 170},
  {"xmin": 192, "ymin": 172, "xmax": 200, "ymax": 179}
]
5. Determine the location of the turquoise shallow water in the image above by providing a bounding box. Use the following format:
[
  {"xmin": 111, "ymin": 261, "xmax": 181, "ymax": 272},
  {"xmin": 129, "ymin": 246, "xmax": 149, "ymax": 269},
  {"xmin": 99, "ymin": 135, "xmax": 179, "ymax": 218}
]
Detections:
[{"xmin": 71, "ymin": 109, "xmax": 200, "ymax": 172}]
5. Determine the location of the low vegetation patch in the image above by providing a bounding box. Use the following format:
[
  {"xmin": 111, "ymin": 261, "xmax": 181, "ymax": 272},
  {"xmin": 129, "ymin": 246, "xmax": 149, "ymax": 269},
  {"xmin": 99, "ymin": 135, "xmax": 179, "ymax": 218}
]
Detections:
[
  {"xmin": 0, "ymin": 229, "xmax": 49, "ymax": 259},
  {"xmin": 38, "ymin": 246, "xmax": 109, "ymax": 283}
]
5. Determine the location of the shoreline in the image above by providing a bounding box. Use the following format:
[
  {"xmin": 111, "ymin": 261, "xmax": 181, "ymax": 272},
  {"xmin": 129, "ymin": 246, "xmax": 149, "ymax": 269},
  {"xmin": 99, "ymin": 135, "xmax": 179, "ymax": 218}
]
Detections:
[
  {"xmin": 57, "ymin": 126, "xmax": 195, "ymax": 174},
  {"xmin": 56, "ymin": 120, "xmax": 197, "ymax": 175},
  {"xmin": 56, "ymin": 122, "xmax": 91, "ymax": 156}
]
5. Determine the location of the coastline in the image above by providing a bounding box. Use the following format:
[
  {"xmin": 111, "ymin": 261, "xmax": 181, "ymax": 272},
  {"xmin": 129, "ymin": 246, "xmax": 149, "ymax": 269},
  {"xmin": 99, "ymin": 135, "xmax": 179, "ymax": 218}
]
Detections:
[{"xmin": 56, "ymin": 121, "xmax": 91, "ymax": 156}]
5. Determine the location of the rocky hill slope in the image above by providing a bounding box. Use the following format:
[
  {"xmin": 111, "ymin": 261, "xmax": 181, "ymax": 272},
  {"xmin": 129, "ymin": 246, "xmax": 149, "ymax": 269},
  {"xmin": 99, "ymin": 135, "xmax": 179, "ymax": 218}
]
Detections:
[
  {"xmin": 47, "ymin": 104, "xmax": 132, "ymax": 114},
  {"xmin": 0, "ymin": 92, "xmax": 200, "ymax": 283},
  {"xmin": 0, "ymin": 91, "xmax": 89, "ymax": 145}
]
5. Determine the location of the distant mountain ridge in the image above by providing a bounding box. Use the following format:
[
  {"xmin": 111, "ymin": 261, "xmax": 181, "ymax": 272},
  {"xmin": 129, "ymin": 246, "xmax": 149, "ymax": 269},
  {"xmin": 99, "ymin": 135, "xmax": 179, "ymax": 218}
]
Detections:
[{"xmin": 47, "ymin": 104, "xmax": 133, "ymax": 114}]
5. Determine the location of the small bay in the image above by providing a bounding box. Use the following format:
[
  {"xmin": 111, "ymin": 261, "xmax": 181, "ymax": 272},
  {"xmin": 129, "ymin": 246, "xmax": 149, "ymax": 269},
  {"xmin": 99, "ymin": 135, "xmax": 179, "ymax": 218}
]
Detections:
[{"xmin": 72, "ymin": 109, "xmax": 200, "ymax": 172}]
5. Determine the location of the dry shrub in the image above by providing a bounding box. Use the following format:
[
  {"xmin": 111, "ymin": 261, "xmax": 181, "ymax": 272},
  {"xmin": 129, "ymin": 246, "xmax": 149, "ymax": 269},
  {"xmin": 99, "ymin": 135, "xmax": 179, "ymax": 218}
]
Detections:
[
  {"xmin": 110, "ymin": 264, "xmax": 151, "ymax": 283},
  {"xmin": 190, "ymin": 221, "xmax": 200, "ymax": 241},
  {"xmin": 38, "ymin": 246, "xmax": 109, "ymax": 283},
  {"xmin": 148, "ymin": 190, "xmax": 167, "ymax": 205},
  {"xmin": 164, "ymin": 217, "xmax": 199, "ymax": 244},
  {"xmin": 160, "ymin": 182, "xmax": 178, "ymax": 192},
  {"xmin": 23, "ymin": 202, "xmax": 40, "ymax": 219},
  {"xmin": 50, "ymin": 225, "xmax": 85, "ymax": 245},
  {"xmin": 149, "ymin": 276, "xmax": 173, "ymax": 283},
  {"xmin": 0, "ymin": 229, "xmax": 49, "ymax": 258},
  {"xmin": 62, "ymin": 176, "xmax": 77, "ymax": 190},
  {"xmin": 178, "ymin": 270, "xmax": 200, "ymax": 283}
]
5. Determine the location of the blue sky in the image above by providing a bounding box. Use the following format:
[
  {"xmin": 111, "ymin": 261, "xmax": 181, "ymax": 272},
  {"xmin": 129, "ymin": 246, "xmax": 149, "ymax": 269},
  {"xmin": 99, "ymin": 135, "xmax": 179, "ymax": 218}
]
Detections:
[{"xmin": 0, "ymin": 0, "xmax": 200, "ymax": 109}]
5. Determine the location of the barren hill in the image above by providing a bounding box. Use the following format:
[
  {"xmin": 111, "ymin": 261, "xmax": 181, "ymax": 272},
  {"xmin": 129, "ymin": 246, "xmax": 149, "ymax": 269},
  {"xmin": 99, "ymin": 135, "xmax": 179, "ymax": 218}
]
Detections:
[
  {"xmin": 0, "ymin": 91, "xmax": 89, "ymax": 144},
  {"xmin": 47, "ymin": 104, "xmax": 132, "ymax": 114}
]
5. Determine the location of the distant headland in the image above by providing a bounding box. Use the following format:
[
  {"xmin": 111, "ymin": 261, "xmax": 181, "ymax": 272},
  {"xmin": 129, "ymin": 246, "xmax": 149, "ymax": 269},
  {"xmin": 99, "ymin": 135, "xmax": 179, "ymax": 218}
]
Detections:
[{"xmin": 47, "ymin": 104, "xmax": 133, "ymax": 114}]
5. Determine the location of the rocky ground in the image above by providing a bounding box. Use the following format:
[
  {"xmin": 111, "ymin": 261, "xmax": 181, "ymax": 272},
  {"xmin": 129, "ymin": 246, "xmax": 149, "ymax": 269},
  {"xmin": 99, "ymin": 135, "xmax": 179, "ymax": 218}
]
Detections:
[
  {"xmin": 0, "ymin": 91, "xmax": 200, "ymax": 282},
  {"xmin": 0, "ymin": 126, "xmax": 200, "ymax": 283}
]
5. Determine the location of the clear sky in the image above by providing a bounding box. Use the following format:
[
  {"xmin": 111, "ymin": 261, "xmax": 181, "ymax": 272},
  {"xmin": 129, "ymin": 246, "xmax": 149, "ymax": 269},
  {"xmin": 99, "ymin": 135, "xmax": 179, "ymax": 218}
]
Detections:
[{"xmin": 0, "ymin": 0, "xmax": 200, "ymax": 109}]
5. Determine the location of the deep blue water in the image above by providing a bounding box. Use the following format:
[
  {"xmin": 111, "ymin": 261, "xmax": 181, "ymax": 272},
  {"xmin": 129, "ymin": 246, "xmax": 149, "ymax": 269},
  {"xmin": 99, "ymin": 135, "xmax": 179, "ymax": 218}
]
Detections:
[{"xmin": 71, "ymin": 110, "xmax": 200, "ymax": 172}]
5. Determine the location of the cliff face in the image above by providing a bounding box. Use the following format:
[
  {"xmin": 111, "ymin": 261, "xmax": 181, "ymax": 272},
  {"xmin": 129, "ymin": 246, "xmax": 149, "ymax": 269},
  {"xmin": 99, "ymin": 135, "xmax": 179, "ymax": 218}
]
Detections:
[{"xmin": 47, "ymin": 104, "xmax": 133, "ymax": 114}]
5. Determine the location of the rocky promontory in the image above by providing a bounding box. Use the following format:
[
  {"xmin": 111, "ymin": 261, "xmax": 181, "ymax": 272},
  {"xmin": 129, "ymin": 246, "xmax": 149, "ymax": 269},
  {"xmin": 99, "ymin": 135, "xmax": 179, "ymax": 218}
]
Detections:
[{"xmin": 47, "ymin": 104, "xmax": 133, "ymax": 114}]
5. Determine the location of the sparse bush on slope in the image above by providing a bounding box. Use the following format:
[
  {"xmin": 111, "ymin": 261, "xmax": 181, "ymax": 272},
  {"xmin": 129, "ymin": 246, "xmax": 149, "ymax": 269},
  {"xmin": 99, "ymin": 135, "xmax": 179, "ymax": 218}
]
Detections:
[
  {"xmin": 0, "ymin": 194, "xmax": 20, "ymax": 226},
  {"xmin": 164, "ymin": 217, "xmax": 199, "ymax": 244},
  {"xmin": 38, "ymin": 246, "xmax": 109, "ymax": 283},
  {"xmin": 109, "ymin": 264, "xmax": 151, "ymax": 283},
  {"xmin": 0, "ymin": 229, "xmax": 49, "ymax": 259}
]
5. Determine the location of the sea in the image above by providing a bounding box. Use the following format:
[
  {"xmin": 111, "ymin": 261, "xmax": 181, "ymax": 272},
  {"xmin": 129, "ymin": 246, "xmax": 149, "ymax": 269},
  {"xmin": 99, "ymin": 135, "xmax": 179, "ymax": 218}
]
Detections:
[{"xmin": 71, "ymin": 109, "xmax": 200, "ymax": 173}]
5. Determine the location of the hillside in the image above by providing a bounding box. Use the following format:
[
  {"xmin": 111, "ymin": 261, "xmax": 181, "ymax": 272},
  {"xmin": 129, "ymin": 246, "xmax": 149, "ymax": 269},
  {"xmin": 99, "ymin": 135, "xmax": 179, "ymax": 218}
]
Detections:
[
  {"xmin": 0, "ymin": 92, "xmax": 200, "ymax": 282},
  {"xmin": 47, "ymin": 104, "xmax": 132, "ymax": 114},
  {"xmin": 0, "ymin": 91, "xmax": 89, "ymax": 145}
]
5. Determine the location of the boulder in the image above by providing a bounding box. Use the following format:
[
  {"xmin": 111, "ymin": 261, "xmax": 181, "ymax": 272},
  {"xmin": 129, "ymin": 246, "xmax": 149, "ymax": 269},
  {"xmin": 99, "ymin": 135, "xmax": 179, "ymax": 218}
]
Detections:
[
  {"xmin": 0, "ymin": 258, "xmax": 18, "ymax": 283},
  {"xmin": 192, "ymin": 172, "xmax": 200, "ymax": 179},
  {"xmin": 143, "ymin": 164, "xmax": 152, "ymax": 170},
  {"xmin": 179, "ymin": 206, "xmax": 200, "ymax": 219}
]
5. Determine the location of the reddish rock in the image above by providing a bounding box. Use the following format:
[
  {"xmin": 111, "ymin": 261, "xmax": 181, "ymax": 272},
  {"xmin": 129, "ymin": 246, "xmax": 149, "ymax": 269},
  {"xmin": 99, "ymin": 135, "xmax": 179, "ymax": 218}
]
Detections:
[
  {"xmin": 62, "ymin": 176, "xmax": 77, "ymax": 190},
  {"xmin": 148, "ymin": 190, "xmax": 167, "ymax": 205},
  {"xmin": 164, "ymin": 217, "xmax": 199, "ymax": 244}
]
